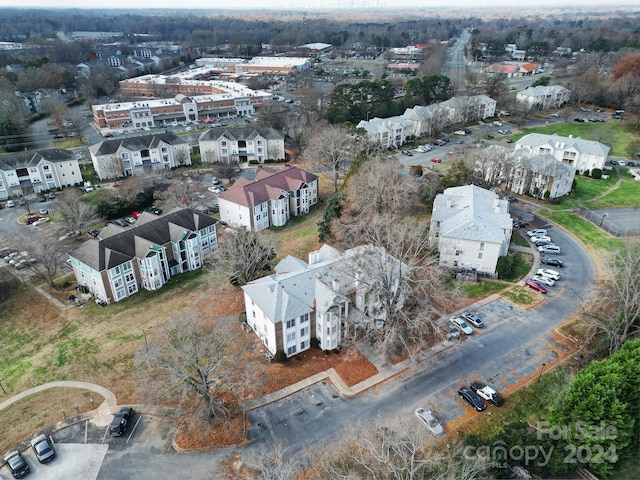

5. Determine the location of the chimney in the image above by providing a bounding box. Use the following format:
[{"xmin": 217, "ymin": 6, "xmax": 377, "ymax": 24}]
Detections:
[
  {"xmin": 446, "ymin": 197, "xmax": 452, "ymax": 208},
  {"xmin": 332, "ymin": 278, "xmax": 340, "ymax": 293}
]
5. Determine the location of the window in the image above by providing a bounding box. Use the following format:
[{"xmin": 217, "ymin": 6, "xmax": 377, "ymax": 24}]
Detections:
[
  {"xmin": 456, "ymin": 238, "xmax": 463, "ymax": 246},
  {"xmin": 479, "ymin": 241, "xmax": 485, "ymax": 250},
  {"xmin": 477, "ymin": 252, "xmax": 483, "ymax": 259},
  {"xmin": 287, "ymin": 345, "xmax": 297, "ymax": 356},
  {"xmin": 287, "ymin": 331, "xmax": 296, "ymax": 342},
  {"xmin": 286, "ymin": 319, "xmax": 295, "ymax": 329},
  {"xmin": 300, "ymin": 340, "xmax": 307, "ymax": 350},
  {"xmin": 300, "ymin": 313, "xmax": 309, "ymax": 323},
  {"xmin": 300, "ymin": 327, "xmax": 308, "ymax": 337}
]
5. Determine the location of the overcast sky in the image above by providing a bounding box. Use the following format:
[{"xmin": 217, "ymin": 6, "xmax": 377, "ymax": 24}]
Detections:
[{"xmin": 0, "ymin": 0, "xmax": 626, "ymax": 10}]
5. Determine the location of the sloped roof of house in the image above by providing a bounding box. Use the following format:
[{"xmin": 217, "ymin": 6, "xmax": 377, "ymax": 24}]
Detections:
[
  {"xmin": 218, "ymin": 166, "xmax": 318, "ymax": 208},
  {"xmin": 520, "ymin": 63, "xmax": 537, "ymax": 73},
  {"xmin": 517, "ymin": 85, "xmax": 569, "ymax": 97},
  {"xmin": 516, "ymin": 133, "xmax": 609, "ymax": 157},
  {"xmin": 199, "ymin": 126, "xmax": 284, "ymax": 142},
  {"xmin": 242, "ymin": 244, "xmax": 397, "ymax": 325},
  {"xmin": 68, "ymin": 208, "xmax": 216, "ymax": 271},
  {"xmin": 440, "ymin": 95, "xmax": 495, "ymax": 109},
  {"xmin": 89, "ymin": 132, "xmax": 187, "ymax": 156},
  {"xmin": 0, "ymin": 148, "xmax": 76, "ymax": 170},
  {"xmin": 432, "ymin": 184, "xmax": 511, "ymax": 244},
  {"xmin": 503, "ymin": 148, "xmax": 576, "ymax": 177},
  {"xmin": 487, "ymin": 63, "xmax": 519, "ymax": 74}
]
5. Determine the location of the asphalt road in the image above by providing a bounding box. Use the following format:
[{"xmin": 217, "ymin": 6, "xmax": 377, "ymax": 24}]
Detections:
[
  {"xmin": 38, "ymin": 212, "xmax": 593, "ymax": 479},
  {"xmin": 245, "ymin": 216, "xmax": 592, "ymax": 455}
]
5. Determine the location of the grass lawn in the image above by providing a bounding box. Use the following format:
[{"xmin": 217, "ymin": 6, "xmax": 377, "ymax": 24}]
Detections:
[
  {"xmin": 537, "ymin": 209, "xmax": 624, "ymax": 251},
  {"xmin": 510, "ymin": 230, "xmax": 530, "ymax": 247},
  {"xmin": 584, "ymin": 174, "xmax": 640, "ymax": 209},
  {"xmin": 518, "ymin": 120, "xmax": 637, "ymax": 157},
  {"xmin": 464, "ymin": 281, "xmax": 510, "ymax": 299},
  {"xmin": 502, "ymin": 286, "xmax": 540, "ymax": 306}
]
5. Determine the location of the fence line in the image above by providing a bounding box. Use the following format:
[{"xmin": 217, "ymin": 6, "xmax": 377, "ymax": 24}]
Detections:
[{"xmin": 573, "ymin": 202, "xmax": 635, "ymax": 237}]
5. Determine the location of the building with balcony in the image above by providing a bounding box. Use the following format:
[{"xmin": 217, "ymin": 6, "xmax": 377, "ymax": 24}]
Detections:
[
  {"xmin": 198, "ymin": 127, "xmax": 285, "ymax": 164},
  {"xmin": 516, "ymin": 85, "xmax": 571, "ymax": 110},
  {"xmin": 0, "ymin": 148, "xmax": 83, "ymax": 200},
  {"xmin": 67, "ymin": 208, "xmax": 218, "ymax": 304},
  {"xmin": 88, "ymin": 132, "xmax": 191, "ymax": 180}
]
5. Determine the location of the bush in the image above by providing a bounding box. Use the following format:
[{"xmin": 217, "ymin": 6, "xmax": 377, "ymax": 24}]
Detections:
[
  {"xmin": 239, "ymin": 312, "xmax": 247, "ymax": 323},
  {"xmin": 274, "ymin": 350, "xmax": 287, "ymax": 363},
  {"xmin": 409, "ymin": 165, "xmax": 423, "ymax": 177},
  {"xmin": 248, "ymin": 160, "xmax": 259, "ymax": 164},
  {"xmin": 583, "ymin": 169, "xmax": 591, "ymax": 176},
  {"xmin": 543, "ymin": 190, "xmax": 551, "ymax": 199},
  {"xmin": 310, "ymin": 337, "xmax": 320, "ymax": 348},
  {"xmin": 591, "ymin": 168, "xmax": 603, "ymax": 179}
]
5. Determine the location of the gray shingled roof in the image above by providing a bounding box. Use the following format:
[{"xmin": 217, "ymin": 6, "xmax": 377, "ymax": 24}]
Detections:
[
  {"xmin": 69, "ymin": 208, "xmax": 216, "ymax": 271},
  {"xmin": 0, "ymin": 148, "xmax": 75, "ymax": 169},
  {"xmin": 433, "ymin": 185, "xmax": 511, "ymax": 244},
  {"xmin": 517, "ymin": 133, "xmax": 610, "ymax": 157},
  {"xmin": 199, "ymin": 126, "xmax": 284, "ymax": 142},
  {"xmin": 90, "ymin": 132, "xmax": 187, "ymax": 156}
]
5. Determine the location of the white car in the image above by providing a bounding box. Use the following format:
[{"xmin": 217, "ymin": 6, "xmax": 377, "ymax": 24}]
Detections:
[
  {"xmin": 414, "ymin": 408, "xmax": 444, "ymax": 435},
  {"xmin": 536, "ymin": 268, "xmax": 560, "ymax": 281},
  {"xmin": 532, "ymin": 275, "xmax": 555, "ymax": 287},
  {"xmin": 454, "ymin": 129, "xmax": 467, "ymax": 135},
  {"xmin": 527, "ymin": 229, "xmax": 548, "ymax": 237},
  {"xmin": 450, "ymin": 317, "xmax": 473, "ymax": 335},
  {"xmin": 208, "ymin": 186, "xmax": 222, "ymax": 194},
  {"xmin": 530, "ymin": 235, "xmax": 552, "ymax": 244}
]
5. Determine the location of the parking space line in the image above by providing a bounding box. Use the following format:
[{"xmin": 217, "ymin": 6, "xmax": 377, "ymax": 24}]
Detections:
[
  {"xmin": 126, "ymin": 415, "xmax": 143, "ymax": 444},
  {"xmin": 85, "ymin": 419, "xmax": 88, "ymax": 444},
  {"xmin": 101, "ymin": 425, "xmax": 109, "ymax": 444}
]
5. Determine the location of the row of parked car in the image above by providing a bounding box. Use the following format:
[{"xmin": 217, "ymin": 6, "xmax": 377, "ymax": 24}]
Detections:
[
  {"xmin": 1, "ymin": 249, "xmax": 37, "ymax": 270},
  {"xmin": 2, "ymin": 433, "xmax": 55, "ymax": 479}
]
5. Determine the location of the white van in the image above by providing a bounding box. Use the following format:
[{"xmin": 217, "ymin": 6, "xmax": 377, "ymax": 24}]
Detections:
[
  {"xmin": 538, "ymin": 245, "xmax": 561, "ymax": 255},
  {"xmin": 6, "ymin": 200, "xmax": 15, "ymax": 208}
]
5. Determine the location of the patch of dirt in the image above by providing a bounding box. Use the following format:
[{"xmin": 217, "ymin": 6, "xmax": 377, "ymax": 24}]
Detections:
[{"xmin": 0, "ymin": 388, "xmax": 104, "ymax": 454}]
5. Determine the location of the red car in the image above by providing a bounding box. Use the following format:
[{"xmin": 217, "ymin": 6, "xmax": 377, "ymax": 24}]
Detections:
[
  {"xmin": 131, "ymin": 211, "xmax": 141, "ymax": 219},
  {"xmin": 431, "ymin": 157, "xmax": 442, "ymax": 163},
  {"xmin": 525, "ymin": 279, "xmax": 547, "ymax": 293}
]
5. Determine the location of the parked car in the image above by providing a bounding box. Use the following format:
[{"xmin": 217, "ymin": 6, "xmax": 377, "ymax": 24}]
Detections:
[
  {"xmin": 532, "ymin": 275, "xmax": 555, "ymax": 287},
  {"xmin": 530, "ymin": 235, "xmax": 551, "ymax": 244},
  {"xmin": 38, "ymin": 195, "xmax": 47, "ymax": 202},
  {"xmin": 461, "ymin": 312, "xmax": 484, "ymax": 328},
  {"xmin": 3, "ymin": 451, "xmax": 30, "ymax": 478},
  {"xmin": 609, "ymin": 159, "xmax": 619, "ymax": 165},
  {"xmin": 88, "ymin": 229, "xmax": 100, "ymax": 237},
  {"xmin": 148, "ymin": 206, "xmax": 162, "ymax": 215},
  {"xmin": 125, "ymin": 216, "xmax": 137, "ymax": 224},
  {"xmin": 39, "ymin": 208, "xmax": 49, "ymax": 215},
  {"xmin": 450, "ymin": 317, "xmax": 474, "ymax": 335},
  {"xmin": 414, "ymin": 407, "xmax": 444, "ymax": 435},
  {"xmin": 26, "ymin": 215, "xmax": 44, "ymax": 225},
  {"xmin": 208, "ymin": 186, "xmax": 223, "ymax": 194},
  {"xmin": 526, "ymin": 229, "xmax": 547, "ymax": 237},
  {"xmin": 401, "ymin": 150, "xmax": 413, "ymax": 156},
  {"xmin": 538, "ymin": 244, "xmax": 561, "ymax": 255},
  {"xmin": 458, "ymin": 386, "xmax": 486, "ymax": 411},
  {"xmin": 542, "ymin": 257, "xmax": 564, "ymax": 268},
  {"xmin": 5, "ymin": 200, "xmax": 15, "ymax": 208},
  {"xmin": 30, "ymin": 434, "xmax": 56, "ymax": 463},
  {"xmin": 109, "ymin": 406, "xmax": 134, "ymax": 436},
  {"xmin": 431, "ymin": 157, "xmax": 442, "ymax": 163},
  {"xmin": 513, "ymin": 220, "xmax": 529, "ymax": 228},
  {"xmin": 454, "ymin": 129, "xmax": 467, "ymax": 135},
  {"xmin": 525, "ymin": 279, "xmax": 547, "ymax": 293},
  {"xmin": 114, "ymin": 218, "xmax": 129, "ymax": 227},
  {"xmin": 48, "ymin": 192, "xmax": 56, "ymax": 200},
  {"xmin": 618, "ymin": 160, "xmax": 626, "ymax": 167},
  {"xmin": 470, "ymin": 381, "xmax": 504, "ymax": 406},
  {"xmin": 536, "ymin": 268, "xmax": 560, "ymax": 281},
  {"xmin": 211, "ymin": 177, "xmax": 221, "ymax": 185}
]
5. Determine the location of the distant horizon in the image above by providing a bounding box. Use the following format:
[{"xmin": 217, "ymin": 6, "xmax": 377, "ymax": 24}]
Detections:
[{"xmin": 0, "ymin": 0, "xmax": 634, "ymax": 10}]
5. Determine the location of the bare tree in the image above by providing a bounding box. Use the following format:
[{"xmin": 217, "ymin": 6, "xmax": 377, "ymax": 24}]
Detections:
[
  {"xmin": 56, "ymin": 189, "xmax": 102, "ymax": 234},
  {"xmin": 583, "ymin": 241, "xmax": 640, "ymax": 354},
  {"xmin": 303, "ymin": 123, "xmax": 364, "ymax": 193},
  {"xmin": 156, "ymin": 178, "xmax": 205, "ymax": 209},
  {"xmin": 26, "ymin": 239, "xmax": 69, "ymax": 288},
  {"xmin": 245, "ymin": 440, "xmax": 308, "ymax": 480},
  {"xmin": 97, "ymin": 155, "xmax": 125, "ymax": 180},
  {"xmin": 214, "ymin": 226, "xmax": 275, "ymax": 286},
  {"xmin": 139, "ymin": 316, "xmax": 255, "ymax": 421},
  {"xmin": 309, "ymin": 415, "xmax": 490, "ymax": 480}
]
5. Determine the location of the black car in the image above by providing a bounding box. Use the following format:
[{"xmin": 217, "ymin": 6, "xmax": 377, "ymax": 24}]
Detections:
[
  {"xmin": 3, "ymin": 450, "xmax": 30, "ymax": 478},
  {"xmin": 513, "ymin": 220, "xmax": 529, "ymax": 228},
  {"xmin": 147, "ymin": 206, "xmax": 163, "ymax": 215},
  {"xmin": 109, "ymin": 406, "xmax": 134, "ymax": 436},
  {"xmin": 470, "ymin": 381, "xmax": 505, "ymax": 406},
  {"xmin": 542, "ymin": 258, "xmax": 564, "ymax": 268},
  {"xmin": 88, "ymin": 229, "xmax": 100, "ymax": 237},
  {"xmin": 30, "ymin": 433, "xmax": 56, "ymax": 463},
  {"xmin": 458, "ymin": 387, "xmax": 486, "ymax": 411},
  {"xmin": 38, "ymin": 195, "xmax": 47, "ymax": 202}
]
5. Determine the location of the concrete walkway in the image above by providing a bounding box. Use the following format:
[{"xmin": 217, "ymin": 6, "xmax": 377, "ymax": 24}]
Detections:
[{"xmin": 0, "ymin": 380, "xmax": 117, "ymax": 415}]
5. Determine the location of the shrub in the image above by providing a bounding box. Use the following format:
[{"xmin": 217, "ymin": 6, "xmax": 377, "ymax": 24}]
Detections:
[
  {"xmin": 239, "ymin": 312, "xmax": 247, "ymax": 323},
  {"xmin": 591, "ymin": 168, "xmax": 603, "ymax": 179},
  {"xmin": 310, "ymin": 337, "xmax": 320, "ymax": 348},
  {"xmin": 543, "ymin": 190, "xmax": 551, "ymax": 199},
  {"xmin": 274, "ymin": 350, "xmax": 287, "ymax": 363},
  {"xmin": 583, "ymin": 169, "xmax": 591, "ymax": 176},
  {"xmin": 409, "ymin": 165, "xmax": 423, "ymax": 177},
  {"xmin": 248, "ymin": 160, "xmax": 259, "ymax": 165}
]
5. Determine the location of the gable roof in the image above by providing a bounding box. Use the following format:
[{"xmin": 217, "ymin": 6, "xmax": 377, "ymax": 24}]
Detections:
[
  {"xmin": 0, "ymin": 148, "xmax": 76, "ymax": 170},
  {"xmin": 219, "ymin": 166, "xmax": 318, "ymax": 208},
  {"xmin": 89, "ymin": 132, "xmax": 187, "ymax": 156},
  {"xmin": 516, "ymin": 133, "xmax": 610, "ymax": 157},
  {"xmin": 517, "ymin": 85, "xmax": 569, "ymax": 97},
  {"xmin": 199, "ymin": 126, "xmax": 284, "ymax": 142},
  {"xmin": 433, "ymin": 185, "xmax": 511, "ymax": 244},
  {"xmin": 68, "ymin": 208, "xmax": 216, "ymax": 271}
]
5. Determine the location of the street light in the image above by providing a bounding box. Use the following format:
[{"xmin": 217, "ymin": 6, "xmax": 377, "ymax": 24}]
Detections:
[
  {"xmin": 537, "ymin": 362, "xmax": 547, "ymax": 384},
  {"xmin": 366, "ymin": 110, "xmax": 371, "ymax": 122}
]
